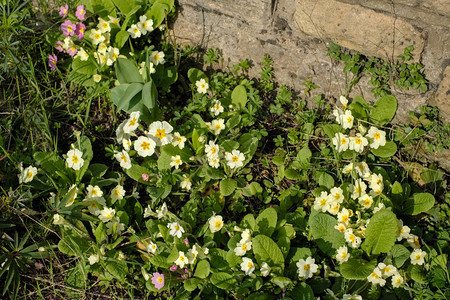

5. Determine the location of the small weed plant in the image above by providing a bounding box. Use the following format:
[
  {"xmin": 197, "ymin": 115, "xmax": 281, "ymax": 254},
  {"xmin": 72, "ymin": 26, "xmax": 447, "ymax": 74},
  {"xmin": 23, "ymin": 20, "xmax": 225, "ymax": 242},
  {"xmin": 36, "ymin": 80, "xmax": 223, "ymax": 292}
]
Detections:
[{"xmin": 1, "ymin": 0, "xmax": 449, "ymax": 299}]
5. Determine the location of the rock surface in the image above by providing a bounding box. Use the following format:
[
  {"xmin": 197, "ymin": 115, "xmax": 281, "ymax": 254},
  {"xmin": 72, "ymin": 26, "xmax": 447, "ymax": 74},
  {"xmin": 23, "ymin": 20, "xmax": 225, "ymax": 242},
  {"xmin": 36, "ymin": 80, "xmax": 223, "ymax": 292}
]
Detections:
[{"xmin": 172, "ymin": 0, "xmax": 450, "ymax": 123}]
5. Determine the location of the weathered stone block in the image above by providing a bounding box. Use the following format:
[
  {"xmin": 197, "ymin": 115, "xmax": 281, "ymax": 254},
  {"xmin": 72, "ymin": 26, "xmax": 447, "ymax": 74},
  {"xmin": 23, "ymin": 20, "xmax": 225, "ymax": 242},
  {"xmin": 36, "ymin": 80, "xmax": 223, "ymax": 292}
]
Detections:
[{"xmin": 294, "ymin": 0, "xmax": 427, "ymax": 62}]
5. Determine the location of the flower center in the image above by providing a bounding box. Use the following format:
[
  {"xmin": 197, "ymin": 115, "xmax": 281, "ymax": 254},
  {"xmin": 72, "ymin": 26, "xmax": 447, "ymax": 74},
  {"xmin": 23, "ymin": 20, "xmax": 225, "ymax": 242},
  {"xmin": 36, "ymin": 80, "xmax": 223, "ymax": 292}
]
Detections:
[
  {"xmin": 374, "ymin": 133, "xmax": 381, "ymax": 139},
  {"xmin": 95, "ymin": 33, "xmax": 101, "ymax": 39},
  {"xmin": 215, "ymin": 221, "xmax": 222, "ymax": 228},
  {"xmin": 355, "ymin": 138, "xmax": 362, "ymax": 145},
  {"xmin": 242, "ymin": 244, "xmax": 247, "ymax": 251},
  {"xmin": 232, "ymin": 156, "xmax": 239, "ymax": 162},
  {"xmin": 415, "ymin": 254, "xmax": 421, "ymax": 260},
  {"xmin": 334, "ymin": 193, "xmax": 341, "ymax": 200},
  {"xmin": 247, "ymin": 262, "xmax": 253, "ymax": 269},
  {"xmin": 215, "ymin": 124, "xmax": 221, "ymax": 130},
  {"xmin": 27, "ymin": 171, "xmax": 33, "ymax": 178},
  {"xmin": 68, "ymin": 25, "xmax": 73, "ymax": 32},
  {"xmin": 340, "ymin": 138, "xmax": 346, "ymax": 144},
  {"xmin": 114, "ymin": 189, "xmax": 120, "ymax": 195},
  {"xmin": 72, "ymin": 156, "xmax": 79, "ymax": 163},
  {"xmin": 303, "ymin": 264, "xmax": 310, "ymax": 271},
  {"xmin": 155, "ymin": 54, "xmax": 160, "ymax": 60},
  {"xmin": 371, "ymin": 272, "xmax": 379, "ymax": 279},
  {"xmin": 156, "ymin": 129, "xmax": 166, "ymax": 139},
  {"xmin": 211, "ymin": 148, "xmax": 216, "ymax": 154},
  {"xmin": 141, "ymin": 141, "xmax": 150, "ymax": 150},
  {"xmin": 175, "ymin": 225, "xmax": 180, "ymax": 231},
  {"xmin": 320, "ymin": 198, "xmax": 327, "ymax": 206},
  {"xmin": 157, "ymin": 276, "xmax": 163, "ymax": 283},
  {"xmin": 347, "ymin": 117, "xmax": 352, "ymax": 123},
  {"xmin": 341, "ymin": 252, "xmax": 347, "ymax": 258}
]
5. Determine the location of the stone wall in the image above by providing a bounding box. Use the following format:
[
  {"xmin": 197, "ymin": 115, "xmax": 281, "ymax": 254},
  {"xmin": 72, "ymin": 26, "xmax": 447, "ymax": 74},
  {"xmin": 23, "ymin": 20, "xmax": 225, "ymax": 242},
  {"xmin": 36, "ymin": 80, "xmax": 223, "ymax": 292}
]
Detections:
[{"xmin": 172, "ymin": 0, "xmax": 450, "ymax": 122}]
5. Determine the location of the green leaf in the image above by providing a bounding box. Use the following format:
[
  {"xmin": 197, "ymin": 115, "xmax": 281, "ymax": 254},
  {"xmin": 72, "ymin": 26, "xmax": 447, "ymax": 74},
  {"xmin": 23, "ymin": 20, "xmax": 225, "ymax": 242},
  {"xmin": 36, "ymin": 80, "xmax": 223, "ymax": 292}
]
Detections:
[
  {"xmin": 226, "ymin": 114, "xmax": 241, "ymax": 130},
  {"xmin": 114, "ymin": 30, "xmax": 130, "ymax": 48},
  {"xmin": 187, "ymin": 68, "xmax": 206, "ymax": 84},
  {"xmin": 194, "ymin": 260, "xmax": 210, "ymax": 279},
  {"xmin": 308, "ymin": 213, "xmax": 345, "ymax": 255},
  {"xmin": 321, "ymin": 124, "xmax": 343, "ymax": 140},
  {"xmin": 184, "ymin": 278, "xmax": 199, "ymax": 291},
  {"xmin": 221, "ymin": 139, "xmax": 239, "ymax": 152},
  {"xmin": 255, "ymin": 207, "xmax": 277, "ymax": 237},
  {"xmin": 220, "ymin": 178, "xmax": 237, "ymax": 196},
  {"xmin": 65, "ymin": 263, "xmax": 86, "ymax": 289},
  {"xmin": 88, "ymin": 163, "xmax": 108, "ymax": 178},
  {"xmin": 112, "ymin": 0, "xmax": 138, "ymax": 14},
  {"xmin": 340, "ymin": 258, "xmax": 377, "ymax": 280},
  {"xmin": 231, "ymin": 85, "xmax": 248, "ymax": 108},
  {"xmin": 149, "ymin": 255, "xmax": 172, "ymax": 268},
  {"xmin": 157, "ymin": 66, "xmax": 178, "ymax": 91},
  {"xmin": 285, "ymin": 168, "xmax": 301, "ymax": 180},
  {"xmin": 272, "ymin": 155, "xmax": 285, "ymax": 166},
  {"xmin": 33, "ymin": 151, "xmax": 70, "ymax": 183},
  {"xmin": 210, "ymin": 272, "xmax": 237, "ymax": 290},
  {"xmin": 145, "ymin": 2, "xmax": 172, "ymax": 29},
  {"xmin": 362, "ymin": 210, "xmax": 398, "ymax": 254},
  {"xmin": 238, "ymin": 133, "xmax": 258, "ymax": 166},
  {"xmin": 104, "ymin": 260, "xmax": 127, "ymax": 282},
  {"xmin": 142, "ymin": 79, "xmax": 158, "ymax": 110},
  {"xmin": 272, "ymin": 276, "xmax": 292, "ymax": 289},
  {"xmin": 348, "ymin": 96, "xmax": 369, "ymax": 120},
  {"xmin": 241, "ymin": 214, "xmax": 256, "ymax": 231},
  {"xmin": 404, "ymin": 193, "xmax": 435, "ymax": 215},
  {"xmin": 209, "ymin": 248, "xmax": 229, "ymax": 270},
  {"xmin": 370, "ymin": 95, "xmax": 397, "ymax": 125},
  {"xmin": 318, "ymin": 172, "xmax": 334, "ymax": 189},
  {"xmin": 125, "ymin": 163, "xmax": 151, "ymax": 183},
  {"xmin": 391, "ymin": 244, "xmax": 410, "ymax": 268},
  {"xmin": 242, "ymin": 182, "xmax": 263, "ymax": 197},
  {"xmin": 115, "ymin": 58, "xmax": 143, "ymax": 84},
  {"xmin": 93, "ymin": 222, "xmax": 107, "ymax": 244},
  {"xmin": 370, "ymin": 141, "xmax": 397, "ymax": 158},
  {"xmin": 252, "ymin": 235, "xmax": 284, "ymax": 269},
  {"xmin": 71, "ymin": 58, "xmax": 97, "ymax": 75},
  {"xmin": 408, "ymin": 265, "xmax": 428, "ymax": 284},
  {"xmin": 111, "ymin": 82, "xmax": 143, "ymax": 112},
  {"xmin": 288, "ymin": 282, "xmax": 315, "ymax": 300}
]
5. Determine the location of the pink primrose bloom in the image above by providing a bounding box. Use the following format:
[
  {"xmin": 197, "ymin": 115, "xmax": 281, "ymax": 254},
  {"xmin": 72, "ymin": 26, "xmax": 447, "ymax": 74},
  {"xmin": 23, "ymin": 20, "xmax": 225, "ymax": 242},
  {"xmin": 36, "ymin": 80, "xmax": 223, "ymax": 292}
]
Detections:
[
  {"xmin": 142, "ymin": 173, "xmax": 149, "ymax": 181},
  {"xmin": 61, "ymin": 20, "xmax": 75, "ymax": 36},
  {"xmin": 48, "ymin": 54, "xmax": 57, "ymax": 71},
  {"xmin": 75, "ymin": 22, "xmax": 86, "ymax": 40},
  {"xmin": 75, "ymin": 5, "xmax": 86, "ymax": 21},
  {"xmin": 67, "ymin": 45, "xmax": 77, "ymax": 57},
  {"xmin": 59, "ymin": 4, "xmax": 68, "ymax": 18},
  {"xmin": 151, "ymin": 272, "xmax": 164, "ymax": 290},
  {"xmin": 170, "ymin": 265, "xmax": 177, "ymax": 272},
  {"xmin": 184, "ymin": 238, "xmax": 189, "ymax": 245},
  {"xmin": 55, "ymin": 41, "xmax": 65, "ymax": 52}
]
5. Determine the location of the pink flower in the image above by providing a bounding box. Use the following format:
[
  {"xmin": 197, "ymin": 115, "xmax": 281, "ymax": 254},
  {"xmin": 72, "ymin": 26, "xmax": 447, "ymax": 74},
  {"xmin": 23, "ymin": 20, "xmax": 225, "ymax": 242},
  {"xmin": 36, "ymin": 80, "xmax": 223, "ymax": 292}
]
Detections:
[
  {"xmin": 170, "ymin": 264, "xmax": 177, "ymax": 272},
  {"xmin": 55, "ymin": 41, "xmax": 65, "ymax": 52},
  {"xmin": 59, "ymin": 4, "xmax": 68, "ymax": 18},
  {"xmin": 48, "ymin": 54, "xmax": 57, "ymax": 71},
  {"xmin": 67, "ymin": 45, "xmax": 77, "ymax": 57},
  {"xmin": 61, "ymin": 20, "xmax": 75, "ymax": 36},
  {"xmin": 142, "ymin": 173, "xmax": 149, "ymax": 181},
  {"xmin": 75, "ymin": 23, "xmax": 86, "ymax": 40},
  {"xmin": 184, "ymin": 238, "xmax": 189, "ymax": 245},
  {"xmin": 75, "ymin": 5, "xmax": 86, "ymax": 21},
  {"xmin": 151, "ymin": 272, "xmax": 164, "ymax": 290}
]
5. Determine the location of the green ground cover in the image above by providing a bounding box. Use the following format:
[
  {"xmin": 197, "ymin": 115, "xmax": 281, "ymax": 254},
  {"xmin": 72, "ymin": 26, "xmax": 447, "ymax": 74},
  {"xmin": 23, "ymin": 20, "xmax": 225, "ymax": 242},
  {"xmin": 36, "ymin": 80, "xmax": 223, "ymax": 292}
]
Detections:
[{"xmin": 1, "ymin": 0, "xmax": 449, "ymax": 299}]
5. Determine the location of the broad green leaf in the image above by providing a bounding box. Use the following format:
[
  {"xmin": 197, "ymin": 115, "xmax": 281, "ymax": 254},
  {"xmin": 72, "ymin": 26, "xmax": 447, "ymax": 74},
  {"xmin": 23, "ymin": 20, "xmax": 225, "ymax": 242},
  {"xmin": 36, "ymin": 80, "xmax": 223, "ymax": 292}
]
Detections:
[
  {"xmin": 184, "ymin": 278, "xmax": 199, "ymax": 291},
  {"xmin": 142, "ymin": 79, "xmax": 158, "ymax": 110},
  {"xmin": 65, "ymin": 263, "xmax": 86, "ymax": 289},
  {"xmin": 239, "ymin": 133, "xmax": 258, "ymax": 166},
  {"xmin": 407, "ymin": 265, "xmax": 428, "ymax": 284},
  {"xmin": 285, "ymin": 168, "xmax": 301, "ymax": 180},
  {"xmin": 362, "ymin": 209, "xmax": 398, "ymax": 254},
  {"xmin": 88, "ymin": 163, "xmax": 108, "ymax": 178},
  {"xmin": 272, "ymin": 155, "xmax": 285, "ymax": 166},
  {"xmin": 308, "ymin": 213, "xmax": 345, "ymax": 255},
  {"xmin": 390, "ymin": 181, "xmax": 404, "ymax": 209},
  {"xmin": 318, "ymin": 172, "xmax": 334, "ymax": 189},
  {"xmin": 145, "ymin": 2, "xmax": 171, "ymax": 29},
  {"xmin": 194, "ymin": 260, "xmax": 210, "ymax": 279},
  {"xmin": 404, "ymin": 193, "xmax": 435, "ymax": 215},
  {"xmin": 272, "ymin": 276, "xmax": 292, "ymax": 289},
  {"xmin": 112, "ymin": 0, "xmax": 138, "ymax": 14},
  {"xmin": 33, "ymin": 151, "xmax": 71, "ymax": 184},
  {"xmin": 111, "ymin": 82, "xmax": 143, "ymax": 112},
  {"xmin": 77, "ymin": 136, "xmax": 93, "ymax": 181},
  {"xmin": 255, "ymin": 207, "xmax": 277, "ymax": 237},
  {"xmin": 86, "ymin": 0, "xmax": 115, "ymax": 17},
  {"xmin": 288, "ymin": 282, "xmax": 314, "ymax": 300},
  {"xmin": 252, "ymin": 235, "xmax": 284, "ymax": 269},
  {"xmin": 370, "ymin": 95, "xmax": 397, "ymax": 125},
  {"xmin": 104, "ymin": 260, "xmax": 127, "ymax": 282},
  {"xmin": 370, "ymin": 141, "xmax": 397, "ymax": 158},
  {"xmin": 231, "ymin": 85, "xmax": 247, "ymax": 108},
  {"xmin": 242, "ymin": 182, "xmax": 263, "ymax": 197},
  {"xmin": 210, "ymin": 272, "xmax": 236, "ymax": 289},
  {"xmin": 241, "ymin": 214, "xmax": 256, "ymax": 231},
  {"xmin": 226, "ymin": 251, "xmax": 241, "ymax": 268},
  {"xmin": 226, "ymin": 114, "xmax": 241, "ymax": 130},
  {"xmin": 114, "ymin": 30, "xmax": 129, "ymax": 48},
  {"xmin": 288, "ymin": 247, "xmax": 312, "ymax": 266},
  {"xmin": 209, "ymin": 248, "xmax": 228, "ymax": 270},
  {"xmin": 220, "ymin": 178, "xmax": 237, "ymax": 196},
  {"xmin": 93, "ymin": 222, "xmax": 107, "ymax": 244},
  {"xmin": 115, "ymin": 58, "xmax": 143, "ymax": 84},
  {"xmin": 348, "ymin": 96, "xmax": 369, "ymax": 120},
  {"xmin": 221, "ymin": 139, "xmax": 239, "ymax": 152},
  {"xmin": 157, "ymin": 66, "xmax": 178, "ymax": 91},
  {"xmin": 187, "ymin": 68, "xmax": 206, "ymax": 84},
  {"xmin": 340, "ymin": 258, "xmax": 377, "ymax": 280},
  {"xmin": 149, "ymin": 255, "xmax": 172, "ymax": 268},
  {"xmin": 321, "ymin": 124, "xmax": 342, "ymax": 140},
  {"xmin": 125, "ymin": 163, "xmax": 152, "ymax": 183},
  {"xmin": 71, "ymin": 58, "xmax": 97, "ymax": 75},
  {"xmin": 391, "ymin": 244, "xmax": 410, "ymax": 268}
]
